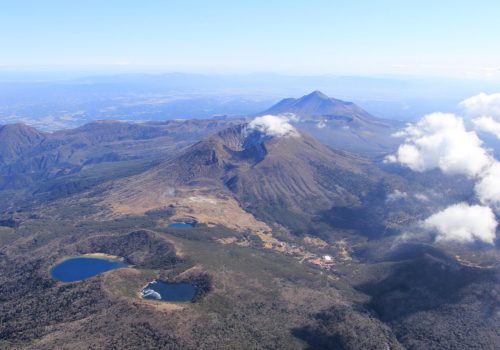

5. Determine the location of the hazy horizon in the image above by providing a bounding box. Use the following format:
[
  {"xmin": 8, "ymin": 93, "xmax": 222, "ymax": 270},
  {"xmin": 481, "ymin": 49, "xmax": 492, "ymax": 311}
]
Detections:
[
  {"xmin": 2, "ymin": 71, "xmax": 499, "ymax": 131},
  {"xmin": 2, "ymin": 1, "xmax": 499, "ymax": 131}
]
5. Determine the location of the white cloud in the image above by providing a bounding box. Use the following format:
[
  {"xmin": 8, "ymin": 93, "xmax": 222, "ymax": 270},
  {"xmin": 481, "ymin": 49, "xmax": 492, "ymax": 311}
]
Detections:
[
  {"xmin": 389, "ymin": 99, "xmax": 500, "ymax": 245},
  {"xmin": 423, "ymin": 203, "xmax": 497, "ymax": 244},
  {"xmin": 283, "ymin": 113, "xmax": 300, "ymax": 122},
  {"xmin": 461, "ymin": 92, "xmax": 500, "ymax": 118},
  {"xmin": 383, "ymin": 154, "xmax": 397, "ymax": 164},
  {"xmin": 475, "ymin": 162, "xmax": 500, "ymax": 207},
  {"xmin": 473, "ymin": 116, "xmax": 500, "ymax": 139},
  {"xmin": 247, "ymin": 115, "xmax": 299, "ymax": 138},
  {"xmin": 388, "ymin": 112, "xmax": 500, "ymax": 206},
  {"xmin": 461, "ymin": 92, "xmax": 500, "ymax": 139},
  {"xmin": 388, "ymin": 113, "xmax": 492, "ymax": 177}
]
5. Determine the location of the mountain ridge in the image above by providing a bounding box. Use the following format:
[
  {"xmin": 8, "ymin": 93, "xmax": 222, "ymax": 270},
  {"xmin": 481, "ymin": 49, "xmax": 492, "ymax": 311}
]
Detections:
[{"xmin": 0, "ymin": 123, "xmax": 46, "ymax": 164}]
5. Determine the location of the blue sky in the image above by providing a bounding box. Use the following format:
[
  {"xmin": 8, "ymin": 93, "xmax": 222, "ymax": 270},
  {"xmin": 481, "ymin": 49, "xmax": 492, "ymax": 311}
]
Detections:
[{"xmin": 1, "ymin": 0, "xmax": 499, "ymax": 79}]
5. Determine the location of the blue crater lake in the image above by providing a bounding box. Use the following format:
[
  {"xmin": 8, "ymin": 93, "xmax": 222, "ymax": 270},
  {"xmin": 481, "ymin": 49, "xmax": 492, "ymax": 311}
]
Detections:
[
  {"xmin": 168, "ymin": 222, "xmax": 195, "ymax": 229},
  {"xmin": 141, "ymin": 280, "xmax": 197, "ymax": 302},
  {"xmin": 50, "ymin": 256, "xmax": 128, "ymax": 282}
]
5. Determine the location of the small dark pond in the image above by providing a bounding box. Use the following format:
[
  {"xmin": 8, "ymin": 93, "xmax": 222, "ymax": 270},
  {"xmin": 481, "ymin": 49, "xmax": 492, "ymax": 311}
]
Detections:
[
  {"xmin": 141, "ymin": 280, "xmax": 197, "ymax": 302},
  {"xmin": 168, "ymin": 222, "xmax": 195, "ymax": 228},
  {"xmin": 50, "ymin": 256, "xmax": 128, "ymax": 282}
]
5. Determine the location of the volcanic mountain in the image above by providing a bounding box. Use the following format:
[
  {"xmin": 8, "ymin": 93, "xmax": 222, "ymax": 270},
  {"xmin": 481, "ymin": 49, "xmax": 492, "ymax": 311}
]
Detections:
[
  {"xmin": 260, "ymin": 91, "xmax": 401, "ymax": 156},
  {"xmin": 261, "ymin": 90, "xmax": 372, "ymax": 119},
  {"xmin": 104, "ymin": 120, "xmax": 400, "ymax": 233}
]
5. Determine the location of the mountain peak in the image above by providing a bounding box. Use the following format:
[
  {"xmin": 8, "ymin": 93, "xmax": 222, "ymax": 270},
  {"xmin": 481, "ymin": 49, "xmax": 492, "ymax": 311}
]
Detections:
[
  {"xmin": 305, "ymin": 90, "xmax": 329, "ymax": 100},
  {"xmin": 259, "ymin": 91, "xmax": 367, "ymax": 119}
]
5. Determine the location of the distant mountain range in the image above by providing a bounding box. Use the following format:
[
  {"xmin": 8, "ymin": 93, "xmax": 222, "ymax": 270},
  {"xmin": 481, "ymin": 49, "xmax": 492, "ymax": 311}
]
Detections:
[
  {"xmin": 0, "ymin": 118, "xmax": 243, "ymax": 208},
  {"xmin": 0, "ymin": 90, "xmax": 398, "ymax": 180}
]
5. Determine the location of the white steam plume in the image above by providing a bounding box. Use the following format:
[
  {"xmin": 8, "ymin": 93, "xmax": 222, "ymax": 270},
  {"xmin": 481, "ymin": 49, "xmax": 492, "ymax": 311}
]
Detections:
[
  {"xmin": 247, "ymin": 115, "xmax": 299, "ymax": 138},
  {"xmin": 248, "ymin": 115, "xmax": 299, "ymax": 137}
]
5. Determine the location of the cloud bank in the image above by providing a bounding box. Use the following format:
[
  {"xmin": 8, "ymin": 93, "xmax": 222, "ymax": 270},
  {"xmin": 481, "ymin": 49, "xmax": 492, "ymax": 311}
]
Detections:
[
  {"xmin": 247, "ymin": 115, "xmax": 299, "ymax": 138},
  {"xmin": 386, "ymin": 112, "xmax": 499, "ymax": 207},
  {"xmin": 388, "ymin": 95, "xmax": 500, "ymax": 244},
  {"xmin": 423, "ymin": 203, "xmax": 497, "ymax": 244},
  {"xmin": 461, "ymin": 92, "xmax": 500, "ymax": 139},
  {"xmin": 387, "ymin": 113, "xmax": 491, "ymax": 177}
]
